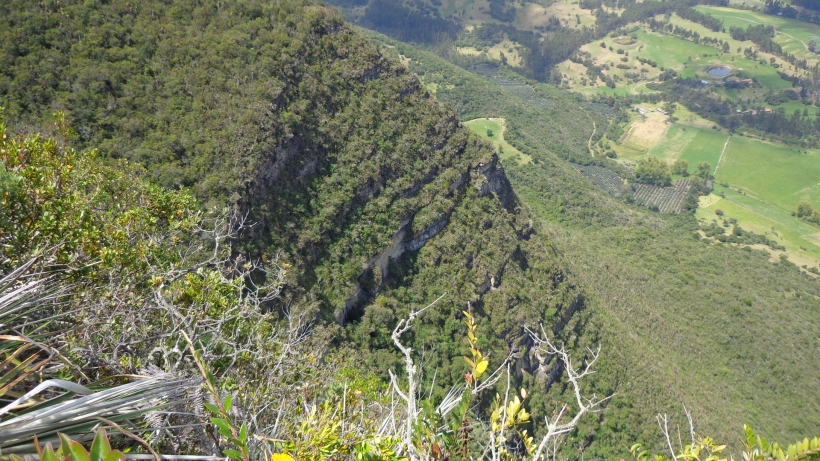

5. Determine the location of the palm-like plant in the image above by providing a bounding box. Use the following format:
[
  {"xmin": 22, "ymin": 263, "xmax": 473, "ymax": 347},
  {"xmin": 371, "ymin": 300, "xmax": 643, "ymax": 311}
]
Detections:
[{"xmin": 0, "ymin": 260, "xmax": 192, "ymax": 457}]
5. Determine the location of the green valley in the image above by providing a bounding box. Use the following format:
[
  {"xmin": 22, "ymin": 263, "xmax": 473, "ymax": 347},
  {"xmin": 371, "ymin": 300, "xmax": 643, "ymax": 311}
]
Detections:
[
  {"xmin": 610, "ymin": 101, "xmax": 820, "ymax": 266},
  {"xmin": 2, "ymin": 0, "xmax": 820, "ymax": 459},
  {"xmin": 371, "ymin": 31, "xmax": 820, "ymax": 456}
]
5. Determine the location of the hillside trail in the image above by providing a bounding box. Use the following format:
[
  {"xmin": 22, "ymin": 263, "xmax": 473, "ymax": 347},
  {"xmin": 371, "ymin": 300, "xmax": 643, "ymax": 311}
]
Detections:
[
  {"xmin": 631, "ymin": 81, "xmax": 649, "ymax": 94},
  {"xmin": 713, "ymin": 135, "xmax": 731, "ymax": 176},
  {"xmin": 579, "ymin": 105, "xmax": 597, "ymax": 156}
]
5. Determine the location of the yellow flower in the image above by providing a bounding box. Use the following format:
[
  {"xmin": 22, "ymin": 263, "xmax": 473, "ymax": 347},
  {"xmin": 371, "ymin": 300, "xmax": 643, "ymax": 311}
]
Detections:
[{"xmin": 271, "ymin": 454, "xmax": 295, "ymax": 461}]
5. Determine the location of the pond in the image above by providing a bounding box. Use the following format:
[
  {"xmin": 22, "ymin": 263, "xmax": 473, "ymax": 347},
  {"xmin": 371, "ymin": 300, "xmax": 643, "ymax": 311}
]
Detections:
[{"xmin": 708, "ymin": 66, "xmax": 732, "ymax": 77}]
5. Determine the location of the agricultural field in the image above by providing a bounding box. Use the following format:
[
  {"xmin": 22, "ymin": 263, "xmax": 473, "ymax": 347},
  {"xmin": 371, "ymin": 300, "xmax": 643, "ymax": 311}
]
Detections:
[
  {"xmin": 440, "ymin": 0, "xmax": 608, "ymax": 31},
  {"xmin": 696, "ymin": 184, "xmax": 820, "ymax": 268},
  {"xmin": 420, "ymin": 0, "xmax": 820, "ymax": 260},
  {"xmin": 667, "ymin": 11, "xmax": 820, "ymax": 110},
  {"xmin": 650, "ymin": 125, "xmax": 728, "ymax": 170},
  {"xmin": 463, "ymin": 117, "xmax": 532, "ymax": 164},
  {"xmin": 575, "ymin": 164, "xmax": 627, "ymax": 197},
  {"xmin": 575, "ymin": 161, "xmax": 692, "ymax": 214},
  {"xmin": 617, "ymin": 102, "xmax": 820, "ymax": 263},
  {"xmin": 633, "ymin": 179, "xmax": 693, "ymax": 213},
  {"xmin": 520, "ymin": 1, "xmax": 598, "ymax": 30},
  {"xmin": 619, "ymin": 109, "xmax": 670, "ymax": 154},
  {"xmin": 716, "ymin": 136, "xmax": 820, "ymax": 211},
  {"xmin": 614, "ymin": 104, "xmax": 727, "ymax": 173},
  {"xmin": 559, "ymin": 28, "xmax": 747, "ymax": 95}
]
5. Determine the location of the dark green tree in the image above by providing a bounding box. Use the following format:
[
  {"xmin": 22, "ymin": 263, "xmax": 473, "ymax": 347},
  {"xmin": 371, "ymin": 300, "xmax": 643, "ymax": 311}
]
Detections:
[
  {"xmin": 797, "ymin": 201, "xmax": 814, "ymax": 218},
  {"xmin": 672, "ymin": 159, "xmax": 689, "ymax": 176},
  {"xmin": 634, "ymin": 156, "xmax": 672, "ymax": 186},
  {"xmin": 696, "ymin": 161, "xmax": 713, "ymax": 180}
]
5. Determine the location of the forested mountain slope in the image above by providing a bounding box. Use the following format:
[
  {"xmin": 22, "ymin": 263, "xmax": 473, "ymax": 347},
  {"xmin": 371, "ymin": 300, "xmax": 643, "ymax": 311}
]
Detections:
[
  {"xmin": 369, "ymin": 34, "xmax": 820, "ymax": 456},
  {"xmin": 0, "ymin": 0, "xmax": 601, "ymax": 450},
  {"xmin": 3, "ymin": 0, "xmax": 820, "ymax": 459}
]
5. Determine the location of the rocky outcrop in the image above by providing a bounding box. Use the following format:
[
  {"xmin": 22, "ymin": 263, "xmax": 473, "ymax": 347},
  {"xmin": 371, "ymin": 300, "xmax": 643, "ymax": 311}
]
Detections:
[
  {"xmin": 336, "ymin": 153, "xmax": 519, "ymax": 325},
  {"xmin": 475, "ymin": 155, "xmax": 517, "ymax": 212}
]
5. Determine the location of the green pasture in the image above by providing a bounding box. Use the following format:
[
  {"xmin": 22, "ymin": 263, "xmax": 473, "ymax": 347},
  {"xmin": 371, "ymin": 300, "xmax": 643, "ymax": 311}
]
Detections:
[
  {"xmin": 697, "ymin": 184, "xmax": 820, "ymax": 266},
  {"xmin": 774, "ymin": 100, "xmax": 820, "ymax": 117},
  {"xmin": 464, "ymin": 118, "xmax": 532, "ymax": 164},
  {"xmin": 668, "ymin": 7, "xmax": 820, "ymax": 110},
  {"xmin": 642, "ymin": 123, "xmax": 693, "ymax": 161},
  {"xmin": 712, "ymin": 83, "xmax": 817, "ymax": 116},
  {"xmin": 570, "ymin": 26, "xmax": 794, "ymax": 96},
  {"xmin": 570, "ymin": 30, "xmax": 720, "ymax": 96},
  {"xmin": 567, "ymin": 11, "xmax": 807, "ymax": 102},
  {"xmin": 659, "ymin": 126, "xmax": 728, "ymax": 172},
  {"xmin": 668, "ymin": 9, "xmax": 818, "ymax": 68},
  {"xmin": 665, "ymin": 12, "xmax": 801, "ymax": 91},
  {"xmin": 633, "ymin": 30, "xmax": 720, "ymax": 70},
  {"xmin": 697, "ymin": 6, "xmax": 820, "ymax": 63},
  {"xmin": 679, "ymin": 129, "xmax": 728, "ymax": 173},
  {"xmin": 678, "ymin": 55, "xmax": 792, "ymax": 91},
  {"xmin": 667, "ymin": 13, "xmax": 749, "ymax": 51},
  {"xmin": 620, "ymin": 107, "xmax": 820, "ymax": 264},
  {"xmin": 673, "ymin": 103, "xmax": 719, "ymax": 127},
  {"xmin": 716, "ymin": 136, "xmax": 820, "ymax": 210},
  {"xmin": 616, "ymin": 118, "xmax": 726, "ymax": 169}
]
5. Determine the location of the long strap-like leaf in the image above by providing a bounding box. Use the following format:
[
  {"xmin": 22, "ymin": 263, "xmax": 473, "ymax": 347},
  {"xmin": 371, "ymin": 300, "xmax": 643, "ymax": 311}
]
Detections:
[{"xmin": 0, "ymin": 379, "xmax": 94, "ymax": 417}]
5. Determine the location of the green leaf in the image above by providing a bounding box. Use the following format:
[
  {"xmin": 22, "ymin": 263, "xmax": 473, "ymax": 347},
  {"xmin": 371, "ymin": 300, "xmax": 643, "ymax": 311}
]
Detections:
[
  {"xmin": 239, "ymin": 423, "xmax": 248, "ymax": 445},
  {"xmin": 204, "ymin": 402, "xmax": 221, "ymax": 415},
  {"xmin": 224, "ymin": 394, "xmax": 232, "ymax": 413},
  {"xmin": 103, "ymin": 452, "xmax": 125, "ymax": 461},
  {"xmin": 475, "ymin": 359, "xmax": 489, "ymax": 377},
  {"xmin": 41, "ymin": 443, "xmax": 60, "ymax": 461},
  {"xmin": 211, "ymin": 417, "xmax": 233, "ymax": 436},
  {"xmin": 745, "ymin": 425, "xmax": 756, "ymax": 449},
  {"xmin": 59, "ymin": 433, "xmax": 90, "ymax": 461},
  {"xmin": 223, "ymin": 449, "xmax": 244, "ymax": 461},
  {"xmin": 91, "ymin": 429, "xmax": 112, "ymax": 461}
]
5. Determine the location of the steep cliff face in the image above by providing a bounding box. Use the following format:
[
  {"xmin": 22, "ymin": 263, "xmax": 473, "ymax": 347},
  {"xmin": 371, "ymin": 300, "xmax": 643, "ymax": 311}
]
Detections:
[
  {"xmin": 0, "ymin": 0, "xmax": 589, "ymax": 405},
  {"xmin": 337, "ymin": 154, "xmax": 520, "ymax": 325}
]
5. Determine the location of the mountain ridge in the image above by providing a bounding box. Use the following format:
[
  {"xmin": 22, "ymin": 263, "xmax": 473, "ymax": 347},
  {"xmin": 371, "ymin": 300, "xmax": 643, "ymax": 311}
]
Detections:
[{"xmin": 3, "ymin": 0, "xmax": 820, "ymax": 458}]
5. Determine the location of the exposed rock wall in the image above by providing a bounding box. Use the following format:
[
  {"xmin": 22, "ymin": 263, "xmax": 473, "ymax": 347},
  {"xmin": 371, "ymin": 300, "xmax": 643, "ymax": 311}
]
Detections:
[{"xmin": 336, "ymin": 153, "xmax": 521, "ymax": 324}]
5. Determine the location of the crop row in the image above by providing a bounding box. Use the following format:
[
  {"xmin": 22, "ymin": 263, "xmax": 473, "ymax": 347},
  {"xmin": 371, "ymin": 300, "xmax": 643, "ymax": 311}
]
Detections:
[
  {"xmin": 633, "ymin": 179, "xmax": 692, "ymax": 213},
  {"xmin": 577, "ymin": 165, "xmax": 626, "ymax": 197},
  {"xmin": 492, "ymin": 76, "xmax": 554, "ymax": 109}
]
